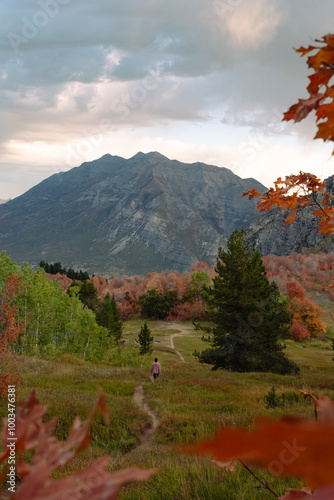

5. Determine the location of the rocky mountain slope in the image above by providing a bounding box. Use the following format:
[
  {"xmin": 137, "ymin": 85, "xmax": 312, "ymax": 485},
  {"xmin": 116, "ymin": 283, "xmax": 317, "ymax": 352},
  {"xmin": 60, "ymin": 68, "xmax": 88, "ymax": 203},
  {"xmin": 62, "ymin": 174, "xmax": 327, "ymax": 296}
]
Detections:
[
  {"xmin": 246, "ymin": 175, "xmax": 334, "ymax": 255},
  {"xmin": 0, "ymin": 152, "xmax": 266, "ymax": 276}
]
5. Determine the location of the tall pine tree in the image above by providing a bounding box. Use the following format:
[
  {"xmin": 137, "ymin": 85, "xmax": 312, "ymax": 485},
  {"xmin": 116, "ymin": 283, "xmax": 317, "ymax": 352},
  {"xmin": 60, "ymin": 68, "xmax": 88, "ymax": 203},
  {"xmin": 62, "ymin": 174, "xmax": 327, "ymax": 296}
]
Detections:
[
  {"xmin": 78, "ymin": 281, "xmax": 99, "ymax": 312},
  {"xmin": 138, "ymin": 322, "xmax": 154, "ymax": 355},
  {"xmin": 96, "ymin": 293, "xmax": 123, "ymax": 345},
  {"xmin": 195, "ymin": 229, "xmax": 299, "ymax": 374}
]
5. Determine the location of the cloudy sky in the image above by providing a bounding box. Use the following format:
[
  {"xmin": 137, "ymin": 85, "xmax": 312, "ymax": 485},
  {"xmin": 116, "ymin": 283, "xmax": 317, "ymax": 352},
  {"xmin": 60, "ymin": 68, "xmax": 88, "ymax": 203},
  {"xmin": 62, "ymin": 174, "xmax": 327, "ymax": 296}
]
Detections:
[{"xmin": 1, "ymin": 0, "xmax": 334, "ymax": 199}]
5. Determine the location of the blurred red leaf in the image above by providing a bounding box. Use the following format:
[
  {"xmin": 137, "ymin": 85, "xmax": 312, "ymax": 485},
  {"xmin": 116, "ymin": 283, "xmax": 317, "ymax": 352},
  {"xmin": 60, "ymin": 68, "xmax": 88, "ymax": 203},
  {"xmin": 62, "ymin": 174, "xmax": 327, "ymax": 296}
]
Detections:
[
  {"xmin": 0, "ymin": 391, "xmax": 157, "ymax": 500},
  {"xmin": 185, "ymin": 408, "xmax": 334, "ymax": 490},
  {"xmin": 13, "ymin": 457, "xmax": 156, "ymax": 500},
  {"xmin": 280, "ymin": 484, "xmax": 334, "ymax": 499}
]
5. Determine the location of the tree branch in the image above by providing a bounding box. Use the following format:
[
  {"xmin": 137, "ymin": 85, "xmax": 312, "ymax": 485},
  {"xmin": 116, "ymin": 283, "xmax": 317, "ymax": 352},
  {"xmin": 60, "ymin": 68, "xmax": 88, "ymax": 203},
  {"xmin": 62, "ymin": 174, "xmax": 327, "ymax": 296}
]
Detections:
[{"xmin": 239, "ymin": 461, "xmax": 279, "ymax": 498}]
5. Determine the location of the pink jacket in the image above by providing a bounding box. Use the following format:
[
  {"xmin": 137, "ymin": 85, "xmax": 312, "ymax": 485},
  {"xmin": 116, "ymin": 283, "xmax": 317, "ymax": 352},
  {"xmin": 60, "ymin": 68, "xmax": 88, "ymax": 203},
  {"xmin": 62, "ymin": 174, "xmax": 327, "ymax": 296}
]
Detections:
[{"xmin": 151, "ymin": 362, "xmax": 161, "ymax": 374}]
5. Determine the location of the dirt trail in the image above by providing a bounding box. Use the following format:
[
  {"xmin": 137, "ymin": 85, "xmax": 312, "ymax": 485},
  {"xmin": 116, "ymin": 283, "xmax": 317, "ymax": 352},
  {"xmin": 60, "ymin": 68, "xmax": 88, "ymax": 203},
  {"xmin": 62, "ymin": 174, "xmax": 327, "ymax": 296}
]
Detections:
[
  {"xmin": 131, "ymin": 324, "xmax": 200, "ymax": 450},
  {"xmin": 169, "ymin": 333, "xmax": 186, "ymax": 362},
  {"xmin": 132, "ymin": 385, "xmax": 160, "ymax": 449},
  {"xmin": 166, "ymin": 322, "xmax": 202, "ymax": 363}
]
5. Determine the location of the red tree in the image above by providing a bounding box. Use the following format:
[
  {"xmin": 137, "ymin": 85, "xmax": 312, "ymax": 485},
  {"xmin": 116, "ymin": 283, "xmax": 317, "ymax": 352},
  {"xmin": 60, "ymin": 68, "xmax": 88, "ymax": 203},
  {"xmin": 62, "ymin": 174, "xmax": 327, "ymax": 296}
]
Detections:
[
  {"xmin": 290, "ymin": 320, "xmax": 311, "ymax": 341},
  {"xmin": 286, "ymin": 279, "xmax": 306, "ymax": 300},
  {"xmin": 0, "ymin": 275, "xmax": 24, "ymax": 393}
]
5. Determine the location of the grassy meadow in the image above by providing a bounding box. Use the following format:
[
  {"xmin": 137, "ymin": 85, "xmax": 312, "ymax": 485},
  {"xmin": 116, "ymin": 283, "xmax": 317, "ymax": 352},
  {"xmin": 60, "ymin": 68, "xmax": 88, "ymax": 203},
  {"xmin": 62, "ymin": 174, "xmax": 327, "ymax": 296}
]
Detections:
[{"xmin": 1, "ymin": 317, "xmax": 334, "ymax": 499}]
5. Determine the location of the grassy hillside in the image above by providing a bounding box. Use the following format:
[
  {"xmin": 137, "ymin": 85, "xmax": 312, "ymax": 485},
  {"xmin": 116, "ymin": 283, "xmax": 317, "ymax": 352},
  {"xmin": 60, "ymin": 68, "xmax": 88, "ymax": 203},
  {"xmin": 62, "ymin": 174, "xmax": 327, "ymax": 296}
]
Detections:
[{"xmin": 2, "ymin": 319, "xmax": 334, "ymax": 499}]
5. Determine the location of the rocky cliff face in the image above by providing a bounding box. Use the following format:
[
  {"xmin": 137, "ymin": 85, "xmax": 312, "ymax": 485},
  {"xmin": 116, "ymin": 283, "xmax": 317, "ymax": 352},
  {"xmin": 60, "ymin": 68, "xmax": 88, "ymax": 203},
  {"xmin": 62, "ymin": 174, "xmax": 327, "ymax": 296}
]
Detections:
[
  {"xmin": 246, "ymin": 175, "xmax": 334, "ymax": 255},
  {"xmin": 0, "ymin": 152, "xmax": 266, "ymax": 276}
]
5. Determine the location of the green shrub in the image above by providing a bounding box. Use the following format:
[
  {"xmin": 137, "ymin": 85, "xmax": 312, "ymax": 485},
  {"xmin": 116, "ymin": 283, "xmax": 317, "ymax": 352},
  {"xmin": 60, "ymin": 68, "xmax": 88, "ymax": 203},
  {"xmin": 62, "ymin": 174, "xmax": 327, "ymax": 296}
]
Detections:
[
  {"xmin": 264, "ymin": 387, "xmax": 311, "ymax": 409},
  {"xmin": 264, "ymin": 386, "xmax": 282, "ymax": 409}
]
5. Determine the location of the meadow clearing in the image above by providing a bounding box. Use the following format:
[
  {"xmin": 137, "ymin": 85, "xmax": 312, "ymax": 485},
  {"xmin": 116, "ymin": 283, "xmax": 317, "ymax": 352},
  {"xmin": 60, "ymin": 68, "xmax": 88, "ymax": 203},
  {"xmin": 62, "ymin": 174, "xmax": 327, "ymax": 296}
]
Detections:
[{"xmin": 1, "ymin": 317, "xmax": 334, "ymax": 499}]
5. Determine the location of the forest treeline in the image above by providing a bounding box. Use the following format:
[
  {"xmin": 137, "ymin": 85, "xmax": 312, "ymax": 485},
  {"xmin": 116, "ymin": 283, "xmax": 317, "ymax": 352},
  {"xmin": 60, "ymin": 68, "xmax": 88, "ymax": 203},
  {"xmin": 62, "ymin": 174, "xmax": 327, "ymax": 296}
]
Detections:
[
  {"xmin": 43, "ymin": 251, "xmax": 332, "ymax": 341},
  {"xmin": 0, "ymin": 252, "xmax": 109, "ymax": 368},
  {"xmin": 39, "ymin": 260, "xmax": 90, "ymax": 281},
  {"xmin": 0, "ymin": 247, "xmax": 331, "ymax": 379}
]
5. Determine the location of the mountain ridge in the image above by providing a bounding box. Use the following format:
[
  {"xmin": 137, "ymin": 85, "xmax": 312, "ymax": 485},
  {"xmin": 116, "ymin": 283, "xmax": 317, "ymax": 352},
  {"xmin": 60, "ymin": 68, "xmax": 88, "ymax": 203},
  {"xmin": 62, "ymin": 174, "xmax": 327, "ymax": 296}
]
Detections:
[{"xmin": 0, "ymin": 152, "xmax": 267, "ymax": 276}]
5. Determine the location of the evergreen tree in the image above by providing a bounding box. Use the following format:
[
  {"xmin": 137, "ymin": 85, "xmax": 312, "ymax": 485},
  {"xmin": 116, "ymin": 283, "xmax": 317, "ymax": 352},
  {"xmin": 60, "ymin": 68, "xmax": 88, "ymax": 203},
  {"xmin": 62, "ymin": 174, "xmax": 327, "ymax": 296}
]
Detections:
[
  {"xmin": 96, "ymin": 293, "xmax": 123, "ymax": 344},
  {"xmin": 66, "ymin": 267, "xmax": 76, "ymax": 280},
  {"xmin": 138, "ymin": 322, "xmax": 154, "ymax": 355},
  {"xmin": 49, "ymin": 261, "xmax": 66, "ymax": 275},
  {"xmin": 39, "ymin": 260, "xmax": 50, "ymax": 273},
  {"xmin": 195, "ymin": 229, "xmax": 299, "ymax": 375},
  {"xmin": 39, "ymin": 261, "xmax": 90, "ymax": 280},
  {"xmin": 78, "ymin": 281, "xmax": 99, "ymax": 312},
  {"xmin": 78, "ymin": 269, "xmax": 90, "ymax": 281}
]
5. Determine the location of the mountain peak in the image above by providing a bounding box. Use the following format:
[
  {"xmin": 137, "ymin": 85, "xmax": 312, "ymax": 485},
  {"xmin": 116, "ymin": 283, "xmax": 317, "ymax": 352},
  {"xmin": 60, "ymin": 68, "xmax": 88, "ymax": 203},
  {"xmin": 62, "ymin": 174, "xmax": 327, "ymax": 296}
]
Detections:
[
  {"xmin": 130, "ymin": 151, "xmax": 169, "ymax": 162},
  {"xmin": 0, "ymin": 153, "xmax": 267, "ymax": 276}
]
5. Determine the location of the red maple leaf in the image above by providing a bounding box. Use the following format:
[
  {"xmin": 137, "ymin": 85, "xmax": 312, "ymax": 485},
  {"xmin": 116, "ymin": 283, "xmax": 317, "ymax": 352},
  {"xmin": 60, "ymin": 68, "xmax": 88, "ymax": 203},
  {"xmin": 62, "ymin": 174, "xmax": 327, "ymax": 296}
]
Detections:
[{"xmin": 184, "ymin": 395, "xmax": 334, "ymax": 491}]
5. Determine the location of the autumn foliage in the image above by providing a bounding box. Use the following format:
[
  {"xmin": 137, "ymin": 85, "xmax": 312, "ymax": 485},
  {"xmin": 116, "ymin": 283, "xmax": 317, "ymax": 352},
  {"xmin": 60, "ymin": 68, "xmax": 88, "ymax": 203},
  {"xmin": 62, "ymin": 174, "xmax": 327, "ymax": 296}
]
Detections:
[
  {"xmin": 43, "ymin": 255, "xmax": 331, "ymax": 341},
  {"xmin": 0, "ymin": 275, "xmax": 24, "ymax": 356},
  {"xmin": 221, "ymin": 34, "xmax": 334, "ymax": 497},
  {"xmin": 291, "ymin": 297, "xmax": 326, "ymax": 339},
  {"xmin": 283, "ymin": 279, "xmax": 326, "ymax": 340},
  {"xmin": 244, "ymin": 35, "xmax": 334, "ymax": 235},
  {"xmin": 1, "ymin": 31, "xmax": 334, "ymax": 500},
  {"xmin": 243, "ymin": 172, "xmax": 334, "ymax": 235},
  {"xmin": 290, "ymin": 320, "xmax": 310, "ymax": 341},
  {"xmin": 242, "ymin": 35, "xmax": 334, "ymax": 345},
  {"xmin": 284, "ymin": 35, "xmax": 334, "ymax": 153},
  {"xmin": 0, "ymin": 275, "xmax": 24, "ymax": 393},
  {"xmin": 286, "ymin": 279, "xmax": 306, "ymax": 301},
  {"xmin": 62, "ymin": 262, "xmax": 215, "ymax": 322},
  {"xmin": 0, "ymin": 391, "xmax": 156, "ymax": 500}
]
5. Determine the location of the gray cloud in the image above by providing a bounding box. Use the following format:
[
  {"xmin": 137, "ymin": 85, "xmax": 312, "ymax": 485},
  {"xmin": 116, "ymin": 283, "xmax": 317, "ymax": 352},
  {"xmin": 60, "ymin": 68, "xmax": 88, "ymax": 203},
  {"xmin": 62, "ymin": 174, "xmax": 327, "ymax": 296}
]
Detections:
[{"xmin": 1, "ymin": 0, "xmax": 334, "ymax": 197}]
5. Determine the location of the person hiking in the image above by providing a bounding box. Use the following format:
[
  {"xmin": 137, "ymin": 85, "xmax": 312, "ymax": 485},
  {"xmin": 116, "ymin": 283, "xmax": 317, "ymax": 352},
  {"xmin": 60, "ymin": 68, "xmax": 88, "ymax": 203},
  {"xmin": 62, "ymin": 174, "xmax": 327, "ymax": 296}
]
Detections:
[{"xmin": 151, "ymin": 358, "xmax": 161, "ymax": 380}]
